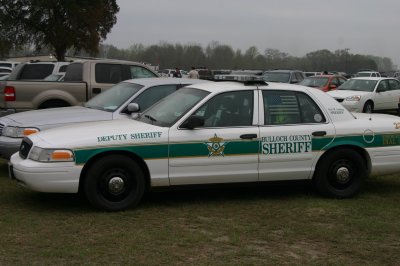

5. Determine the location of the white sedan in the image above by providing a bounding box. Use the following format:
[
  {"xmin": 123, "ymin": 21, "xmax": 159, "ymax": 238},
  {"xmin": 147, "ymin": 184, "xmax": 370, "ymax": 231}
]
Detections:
[
  {"xmin": 327, "ymin": 77, "xmax": 400, "ymax": 113},
  {"xmin": 0, "ymin": 78, "xmax": 208, "ymax": 159},
  {"xmin": 9, "ymin": 77, "xmax": 400, "ymax": 211}
]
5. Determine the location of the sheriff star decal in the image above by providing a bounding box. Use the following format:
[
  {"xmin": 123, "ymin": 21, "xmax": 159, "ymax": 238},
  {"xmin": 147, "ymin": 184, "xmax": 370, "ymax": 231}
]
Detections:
[{"xmin": 204, "ymin": 134, "xmax": 227, "ymax": 157}]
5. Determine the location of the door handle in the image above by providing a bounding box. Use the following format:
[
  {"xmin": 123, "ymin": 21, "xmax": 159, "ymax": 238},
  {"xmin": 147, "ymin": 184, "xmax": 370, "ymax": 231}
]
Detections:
[
  {"xmin": 312, "ymin": 131, "xmax": 327, "ymax": 136},
  {"xmin": 240, "ymin": 134, "xmax": 257, "ymax": 139}
]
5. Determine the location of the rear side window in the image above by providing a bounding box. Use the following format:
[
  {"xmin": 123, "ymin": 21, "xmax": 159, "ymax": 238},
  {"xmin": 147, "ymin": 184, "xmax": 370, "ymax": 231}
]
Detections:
[
  {"xmin": 63, "ymin": 63, "xmax": 83, "ymax": 82},
  {"xmin": 388, "ymin": 79, "xmax": 400, "ymax": 90},
  {"xmin": 19, "ymin": 64, "xmax": 55, "ymax": 79},
  {"xmin": 95, "ymin": 64, "xmax": 123, "ymax": 83},
  {"xmin": 59, "ymin": 65, "xmax": 68, "ymax": 73},
  {"xmin": 263, "ymin": 90, "xmax": 326, "ymax": 125}
]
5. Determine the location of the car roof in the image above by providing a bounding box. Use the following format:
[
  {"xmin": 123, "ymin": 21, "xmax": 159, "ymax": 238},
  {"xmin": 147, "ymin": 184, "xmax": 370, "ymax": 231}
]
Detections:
[
  {"xmin": 306, "ymin": 75, "xmax": 344, "ymax": 78},
  {"xmin": 189, "ymin": 80, "xmax": 311, "ymax": 94},
  {"xmin": 351, "ymin": 77, "xmax": 393, "ymax": 81},
  {"xmin": 122, "ymin": 77, "xmax": 211, "ymax": 87},
  {"xmin": 265, "ymin": 70, "xmax": 302, "ymax": 73}
]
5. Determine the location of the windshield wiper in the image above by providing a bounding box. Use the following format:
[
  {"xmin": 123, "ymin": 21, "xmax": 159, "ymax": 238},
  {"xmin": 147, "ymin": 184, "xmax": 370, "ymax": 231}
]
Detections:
[
  {"xmin": 86, "ymin": 105, "xmax": 106, "ymax": 111},
  {"xmin": 144, "ymin": 114, "xmax": 157, "ymax": 124}
]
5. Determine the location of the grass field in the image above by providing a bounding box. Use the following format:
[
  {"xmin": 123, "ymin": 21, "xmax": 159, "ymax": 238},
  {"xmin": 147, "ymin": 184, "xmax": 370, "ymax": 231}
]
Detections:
[{"xmin": 1, "ymin": 159, "xmax": 400, "ymax": 265}]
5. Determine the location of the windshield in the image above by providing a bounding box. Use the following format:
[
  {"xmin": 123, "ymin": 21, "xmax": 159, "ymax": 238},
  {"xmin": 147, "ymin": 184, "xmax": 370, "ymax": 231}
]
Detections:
[
  {"xmin": 262, "ymin": 72, "xmax": 290, "ymax": 83},
  {"xmin": 137, "ymin": 87, "xmax": 210, "ymax": 127},
  {"xmin": 338, "ymin": 79, "xmax": 378, "ymax": 92},
  {"xmin": 85, "ymin": 82, "xmax": 143, "ymax": 111},
  {"xmin": 300, "ymin": 77, "xmax": 328, "ymax": 87}
]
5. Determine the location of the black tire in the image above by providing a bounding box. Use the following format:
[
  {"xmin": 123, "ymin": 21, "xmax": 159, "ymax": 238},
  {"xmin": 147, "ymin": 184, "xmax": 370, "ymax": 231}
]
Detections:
[
  {"xmin": 39, "ymin": 100, "xmax": 70, "ymax": 109},
  {"xmin": 313, "ymin": 149, "xmax": 367, "ymax": 198},
  {"xmin": 84, "ymin": 155, "xmax": 145, "ymax": 211},
  {"xmin": 362, "ymin": 101, "xmax": 373, "ymax": 113}
]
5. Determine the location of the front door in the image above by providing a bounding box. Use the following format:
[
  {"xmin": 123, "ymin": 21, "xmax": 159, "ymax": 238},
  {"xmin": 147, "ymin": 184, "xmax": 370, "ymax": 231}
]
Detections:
[
  {"xmin": 374, "ymin": 80, "xmax": 393, "ymax": 110},
  {"xmin": 168, "ymin": 90, "xmax": 260, "ymax": 185}
]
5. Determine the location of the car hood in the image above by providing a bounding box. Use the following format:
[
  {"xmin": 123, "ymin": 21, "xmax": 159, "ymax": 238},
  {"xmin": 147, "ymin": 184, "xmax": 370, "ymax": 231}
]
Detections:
[
  {"xmin": 29, "ymin": 119, "xmax": 167, "ymax": 149},
  {"xmin": 327, "ymin": 90, "xmax": 371, "ymax": 98},
  {"xmin": 2, "ymin": 106, "xmax": 113, "ymax": 128}
]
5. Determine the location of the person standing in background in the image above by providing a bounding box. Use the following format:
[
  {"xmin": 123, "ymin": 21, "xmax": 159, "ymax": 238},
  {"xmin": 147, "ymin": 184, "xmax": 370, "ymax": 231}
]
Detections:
[
  {"xmin": 188, "ymin": 67, "xmax": 199, "ymax": 79},
  {"xmin": 173, "ymin": 68, "xmax": 182, "ymax": 78}
]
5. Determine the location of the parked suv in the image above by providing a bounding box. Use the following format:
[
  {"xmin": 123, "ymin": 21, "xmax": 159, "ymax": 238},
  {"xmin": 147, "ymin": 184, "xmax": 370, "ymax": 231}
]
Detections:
[
  {"xmin": 0, "ymin": 61, "xmax": 19, "ymax": 69},
  {"xmin": 262, "ymin": 70, "xmax": 305, "ymax": 84}
]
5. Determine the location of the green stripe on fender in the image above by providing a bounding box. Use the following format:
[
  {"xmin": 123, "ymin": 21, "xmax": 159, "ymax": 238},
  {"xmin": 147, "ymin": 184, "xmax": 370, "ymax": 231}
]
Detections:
[{"xmin": 74, "ymin": 144, "xmax": 168, "ymax": 164}]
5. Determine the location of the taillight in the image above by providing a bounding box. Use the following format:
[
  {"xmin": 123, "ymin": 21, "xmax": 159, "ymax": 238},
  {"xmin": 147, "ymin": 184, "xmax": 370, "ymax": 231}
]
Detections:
[{"xmin": 4, "ymin": 86, "xmax": 15, "ymax": 101}]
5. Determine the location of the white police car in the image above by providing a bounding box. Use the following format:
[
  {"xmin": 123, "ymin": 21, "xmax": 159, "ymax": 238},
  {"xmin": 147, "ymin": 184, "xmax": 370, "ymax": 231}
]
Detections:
[{"xmin": 9, "ymin": 76, "xmax": 400, "ymax": 211}]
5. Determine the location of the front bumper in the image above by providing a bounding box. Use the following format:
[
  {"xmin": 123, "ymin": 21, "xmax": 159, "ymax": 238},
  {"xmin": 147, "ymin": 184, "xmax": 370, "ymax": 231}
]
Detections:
[
  {"xmin": 0, "ymin": 136, "xmax": 22, "ymax": 159},
  {"xmin": 10, "ymin": 153, "xmax": 83, "ymax": 193}
]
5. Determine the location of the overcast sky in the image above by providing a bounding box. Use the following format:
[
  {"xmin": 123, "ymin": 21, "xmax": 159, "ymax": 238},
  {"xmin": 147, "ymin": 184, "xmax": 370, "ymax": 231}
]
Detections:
[{"xmin": 105, "ymin": 0, "xmax": 400, "ymax": 67}]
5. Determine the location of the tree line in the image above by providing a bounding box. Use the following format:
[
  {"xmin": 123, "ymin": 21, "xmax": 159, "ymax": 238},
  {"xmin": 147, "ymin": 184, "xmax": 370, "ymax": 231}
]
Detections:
[{"xmin": 98, "ymin": 42, "xmax": 395, "ymax": 75}]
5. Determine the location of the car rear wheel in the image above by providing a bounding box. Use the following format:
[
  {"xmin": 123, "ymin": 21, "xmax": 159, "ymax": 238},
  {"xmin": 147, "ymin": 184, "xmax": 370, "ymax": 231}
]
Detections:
[
  {"xmin": 362, "ymin": 101, "xmax": 373, "ymax": 113},
  {"xmin": 84, "ymin": 155, "xmax": 145, "ymax": 211},
  {"xmin": 313, "ymin": 149, "xmax": 367, "ymax": 198}
]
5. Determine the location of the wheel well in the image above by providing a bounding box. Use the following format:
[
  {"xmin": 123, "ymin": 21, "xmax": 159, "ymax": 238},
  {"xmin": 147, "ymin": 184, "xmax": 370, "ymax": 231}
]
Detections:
[
  {"xmin": 314, "ymin": 145, "xmax": 371, "ymax": 178},
  {"xmin": 78, "ymin": 151, "xmax": 151, "ymax": 194},
  {"xmin": 38, "ymin": 99, "xmax": 70, "ymax": 109},
  {"xmin": 364, "ymin": 100, "xmax": 374, "ymax": 108}
]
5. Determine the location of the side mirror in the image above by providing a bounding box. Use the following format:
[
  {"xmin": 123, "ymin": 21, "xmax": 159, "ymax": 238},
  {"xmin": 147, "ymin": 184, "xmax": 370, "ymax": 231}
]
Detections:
[
  {"xmin": 181, "ymin": 115, "xmax": 204, "ymax": 129},
  {"xmin": 127, "ymin": 103, "xmax": 140, "ymax": 113}
]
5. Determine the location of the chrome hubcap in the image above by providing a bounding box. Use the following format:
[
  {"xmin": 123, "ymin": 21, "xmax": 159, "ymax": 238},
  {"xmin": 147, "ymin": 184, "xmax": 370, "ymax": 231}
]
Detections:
[
  {"xmin": 336, "ymin": 167, "xmax": 350, "ymax": 184},
  {"xmin": 108, "ymin": 177, "xmax": 125, "ymax": 194}
]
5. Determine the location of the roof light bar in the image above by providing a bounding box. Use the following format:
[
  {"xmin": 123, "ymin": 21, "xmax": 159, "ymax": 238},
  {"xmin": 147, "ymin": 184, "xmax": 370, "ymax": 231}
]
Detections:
[{"xmin": 214, "ymin": 74, "xmax": 268, "ymax": 85}]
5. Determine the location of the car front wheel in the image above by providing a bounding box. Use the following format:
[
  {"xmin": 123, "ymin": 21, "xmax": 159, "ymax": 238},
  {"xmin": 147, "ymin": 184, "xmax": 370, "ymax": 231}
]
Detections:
[
  {"xmin": 313, "ymin": 149, "xmax": 367, "ymax": 198},
  {"xmin": 84, "ymin": 155, "xmax": 145, "ymax": 211},
  {"xmin": 362, "ymin": 101, "xmax": 373, "ymax": 113}
]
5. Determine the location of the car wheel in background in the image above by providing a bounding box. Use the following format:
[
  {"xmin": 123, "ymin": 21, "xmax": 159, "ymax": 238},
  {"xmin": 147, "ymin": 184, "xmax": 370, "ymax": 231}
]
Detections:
[
  {"xmin": 362, "ymin": 101, "xmax": 374, "ymax": 113},
  {"xmin": 313, "ymin": 149, "xmax": 367, "ymax": 198},
  {"xmin": 84, "ymin": 155, "xmax": 145, "ymax": 211}
]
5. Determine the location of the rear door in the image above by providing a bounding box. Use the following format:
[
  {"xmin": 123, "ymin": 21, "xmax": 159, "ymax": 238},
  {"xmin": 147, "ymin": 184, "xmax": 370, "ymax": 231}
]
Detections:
[{"xmin": 258, "ymin": 89, "xmax": 335, "ymax": 181}]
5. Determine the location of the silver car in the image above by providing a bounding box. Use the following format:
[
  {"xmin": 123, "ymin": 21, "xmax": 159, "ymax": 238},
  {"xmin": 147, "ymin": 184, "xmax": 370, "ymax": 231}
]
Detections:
[{"xmin": 0, "ymin": 78, "xmax": 209, "ymax": 159}]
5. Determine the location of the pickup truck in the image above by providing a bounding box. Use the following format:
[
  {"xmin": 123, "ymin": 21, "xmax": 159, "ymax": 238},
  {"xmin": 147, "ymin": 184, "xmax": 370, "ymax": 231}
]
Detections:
[{"xmin": 0, "ymin": 59, "xmax": 159, "ymax": 116}]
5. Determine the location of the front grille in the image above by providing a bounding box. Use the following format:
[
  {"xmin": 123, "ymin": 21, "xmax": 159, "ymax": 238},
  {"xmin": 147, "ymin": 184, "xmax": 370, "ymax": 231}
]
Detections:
[
  {"xmin": 336, "ymin": 99, "xmax": 344, "ymax": 103},
  {"xmin": 19, "ymin": 138, "xmax": 33, "ymax": 159},
  {"xmin": 0, "ymin": 123, "xmax": 4, "ymax": 135}
]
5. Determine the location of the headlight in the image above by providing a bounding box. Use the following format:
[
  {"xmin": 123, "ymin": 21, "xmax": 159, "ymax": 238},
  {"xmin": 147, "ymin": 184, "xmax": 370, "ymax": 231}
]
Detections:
[
  {"xmin": 29, "ymin": 147, "xmax": 74, "ymax": 162},
  {"xmin": 345, "ymin": 95, "xmax": 361, "ymax": 101},
  {"xmin": 3, "ymin": 126, "xmax": 39, "ymax": 138}
]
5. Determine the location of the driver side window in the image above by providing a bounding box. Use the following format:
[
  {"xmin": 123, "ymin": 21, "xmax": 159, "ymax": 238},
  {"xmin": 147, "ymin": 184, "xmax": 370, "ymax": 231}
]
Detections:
[
  {"xmin": 377, "ymin": 80, "xmax": 389, "ymax": 91},
  {"xmin": 193, "ymin": 90, "xmax": 253, "ymax": 127}
]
